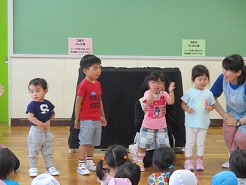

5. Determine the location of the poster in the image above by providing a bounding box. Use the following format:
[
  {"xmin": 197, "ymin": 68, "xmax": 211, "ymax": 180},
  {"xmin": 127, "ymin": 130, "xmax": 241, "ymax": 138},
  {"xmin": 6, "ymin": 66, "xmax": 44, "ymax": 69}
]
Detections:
[
  {"xmin": 182, "ymin": 39, "xmax": 205, "ymax": 56},
  {"xmin": 68, "ymin": 38, "xmax": 92, "ymax": 55}
]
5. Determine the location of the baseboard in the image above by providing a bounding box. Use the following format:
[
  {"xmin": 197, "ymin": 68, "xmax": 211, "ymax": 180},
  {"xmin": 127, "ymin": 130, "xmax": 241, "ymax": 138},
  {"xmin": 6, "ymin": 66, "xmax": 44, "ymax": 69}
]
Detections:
[{"xmin": 11, "ymin": 118, "xmax": 223, "ymax": 127}]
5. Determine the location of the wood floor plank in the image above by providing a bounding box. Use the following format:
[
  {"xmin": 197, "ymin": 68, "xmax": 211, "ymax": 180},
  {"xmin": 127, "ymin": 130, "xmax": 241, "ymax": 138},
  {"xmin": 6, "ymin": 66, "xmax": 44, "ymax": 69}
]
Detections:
[{"xmin": 0, "ymin": 123, "xmax": 229, "ymax": 185}]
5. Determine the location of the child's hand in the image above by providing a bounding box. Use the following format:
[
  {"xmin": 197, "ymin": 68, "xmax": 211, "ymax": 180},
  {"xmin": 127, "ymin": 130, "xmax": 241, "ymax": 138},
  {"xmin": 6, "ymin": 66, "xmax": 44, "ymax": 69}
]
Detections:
[
  {"xmin": 101, "ymin": 116, "xmax": 107, "ymax": 126},
  {"xmin": 40, "ymin": 123, "xmax": 48, "ymax": 131},
  {"xmin": 74, "ymin": 120, "xmax": 80, "ymax": 129},
  {"xmin": 168, "ymin": 82, "xmax": 176, "ymax": 93},
  {"xmin": 205, "ymin": 105, "xmax": 214, "ymax": 111},
  {"xmin": 186, "ymin": 108, "xmax": 194, "ymax": 114}
]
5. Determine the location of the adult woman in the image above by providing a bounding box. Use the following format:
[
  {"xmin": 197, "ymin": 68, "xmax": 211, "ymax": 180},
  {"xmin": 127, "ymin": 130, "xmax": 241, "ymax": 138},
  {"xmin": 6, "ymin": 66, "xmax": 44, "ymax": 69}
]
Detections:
[{"xmin": 210, "ymin": 54, "xmax": 246, "ymax": 168}]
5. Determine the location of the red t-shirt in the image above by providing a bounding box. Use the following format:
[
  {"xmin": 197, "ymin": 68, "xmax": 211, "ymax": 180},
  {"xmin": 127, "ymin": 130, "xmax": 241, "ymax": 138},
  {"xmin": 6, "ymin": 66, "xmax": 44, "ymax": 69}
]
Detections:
[{"xmin": 77, "ymin": 79, "xmax": 102, "ymax": 120}]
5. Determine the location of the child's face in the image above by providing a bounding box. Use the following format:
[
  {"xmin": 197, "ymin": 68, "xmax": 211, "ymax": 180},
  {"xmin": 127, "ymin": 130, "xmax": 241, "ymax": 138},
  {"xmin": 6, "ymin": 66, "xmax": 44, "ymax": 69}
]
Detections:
[
  {"xmin": 193, "ymin": 75, "xmax": 208, "ymax": 90},
  {"xmin": 28, "ymin": 85, "xmax": 47, "ymax": 102},
  {"xmin": 84, "ymin": 63, "xmax": 102, "ymax": 82},
  {"xmin": 148, "ymin": 78, "xmax": 164, "ymax": 94}
]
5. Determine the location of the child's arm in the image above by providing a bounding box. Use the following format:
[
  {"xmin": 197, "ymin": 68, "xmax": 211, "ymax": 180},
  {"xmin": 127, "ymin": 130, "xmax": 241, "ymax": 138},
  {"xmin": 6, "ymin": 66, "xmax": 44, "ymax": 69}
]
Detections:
[
  {"xmin": 181, "ymin": 100, "xmax": 193, "ymax": 114},
  {"xmin": 205, "ymin": 105, "xmax": 214, "ymax": 111},
  {"xmin": 27, "ymin": 113, "xmax": 48, "ymax": 131},
  {"xmin": 74, "ymin": 95, "xmax": 83, "ymax": 129},
  {"xmin": 146, "ymin": 90, "xmax": 155, "ymax": 105},
  {"xmin": 100, "ymin": 99, "xmax": 107, "ymax": 126},
  {"xmin": 166, "ymin": 82, "xmax": 175, "ymax": 105}
]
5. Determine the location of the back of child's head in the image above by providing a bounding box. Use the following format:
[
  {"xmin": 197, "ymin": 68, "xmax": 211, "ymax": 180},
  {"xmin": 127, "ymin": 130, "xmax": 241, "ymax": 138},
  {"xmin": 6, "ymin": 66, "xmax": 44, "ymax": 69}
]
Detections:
[
  {"xmin": 222, "ymin": 54, "xmax": 245, "ymax": 85},
  {"xmin": 31, "ymin": 173, "xmax": 60, "ymax": 185},
  {"xmin": 0, "ymin": 148, "xmax": 16, "ymax": 179},
  {"xmin": 96, "ymin": 145, "xmax": 130, "ymax": 180},
  {"xmin": 152, "ymin": 146, "xmax": 176, "ymax": 172},
  {"xmin": 169, "ymin": 170, "xmax": 197, "ymax": 185},
  {"xmin": 191, "ymin": 65, "xmax": 210, "ymax": 82},
  {"xmin": 229, "ymin": 149, "xmax": 246, "ymax": 178},
  {"xmin": 211, "ymin": 171, "xmax": 237, "ymax": 185},
  {"xmin": 114, "ymin": 163, "xmax": 141, "ymax": 185},
  {"xmin": 28, "ymin": 78, "xmax": 48, "ymax": 91},
  {"xmin": 80, "ymin": 54, "xmax": 101, "ymax": 70}
]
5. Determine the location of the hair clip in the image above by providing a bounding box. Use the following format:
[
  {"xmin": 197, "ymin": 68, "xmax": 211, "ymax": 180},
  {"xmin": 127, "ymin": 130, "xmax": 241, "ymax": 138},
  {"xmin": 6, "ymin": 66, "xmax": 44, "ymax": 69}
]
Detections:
[
  {"xmin": 169, "ymin": 165, "xmax": 173, "ymax": 169},
  {"xmin": 102, "ymin": 157, "xmax": 105, "ymax": 161},
  {"xmin": 124, "ymin": 155, "xmax": 127, "ymax": 159}
]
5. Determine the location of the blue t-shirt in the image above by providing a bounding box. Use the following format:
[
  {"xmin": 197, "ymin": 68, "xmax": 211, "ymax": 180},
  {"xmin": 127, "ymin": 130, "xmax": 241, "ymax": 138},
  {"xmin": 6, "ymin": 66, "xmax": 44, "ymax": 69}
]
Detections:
[
  {"xmin": 181, "ymin": 87, "xmax": 215, "ymax": 129},
  {"xmin": 3, "ymin": 179, "xmax": 20, "ymax": 185},
  {"xmin": 26, "ymin": 99, "xmax": 55, "ymax": 126}
]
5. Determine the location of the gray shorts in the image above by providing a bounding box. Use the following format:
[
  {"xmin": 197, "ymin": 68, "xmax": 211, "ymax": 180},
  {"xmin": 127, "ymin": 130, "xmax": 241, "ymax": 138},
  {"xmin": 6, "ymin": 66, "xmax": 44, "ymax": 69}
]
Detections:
[{"xmin": 79, "ymin": 120, "xmax": 102, "ymax": 146}]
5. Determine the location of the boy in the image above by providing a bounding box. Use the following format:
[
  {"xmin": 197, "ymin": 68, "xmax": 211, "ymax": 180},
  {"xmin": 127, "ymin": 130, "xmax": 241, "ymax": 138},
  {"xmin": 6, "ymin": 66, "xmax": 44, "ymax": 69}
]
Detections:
[{"xmin": 74, "ymin": 55, "xmax": 107, "ymax": 175}]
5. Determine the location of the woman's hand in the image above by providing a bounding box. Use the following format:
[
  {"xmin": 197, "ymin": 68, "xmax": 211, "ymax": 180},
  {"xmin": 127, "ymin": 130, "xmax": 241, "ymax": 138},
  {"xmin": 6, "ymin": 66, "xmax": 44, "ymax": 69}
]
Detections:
[{"xmin": 223, "ymin": 114, "xmax": 237, "ymax": 127}]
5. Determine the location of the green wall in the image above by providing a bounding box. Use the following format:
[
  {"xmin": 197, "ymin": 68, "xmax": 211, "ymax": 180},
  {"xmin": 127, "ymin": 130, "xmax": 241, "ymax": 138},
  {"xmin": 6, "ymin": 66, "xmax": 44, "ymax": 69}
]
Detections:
[{"xmin": 0, "ymin": 0, "xmax": 8, "ymax": 122}]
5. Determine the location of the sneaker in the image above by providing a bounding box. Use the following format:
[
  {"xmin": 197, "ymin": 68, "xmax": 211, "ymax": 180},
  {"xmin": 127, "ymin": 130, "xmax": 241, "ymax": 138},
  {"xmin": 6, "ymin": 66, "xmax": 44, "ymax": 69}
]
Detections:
[
  {"xmin": 86, "ymin": 162, "xmax": 96, "ymax": 171},
  {"xmin": 47, "ymin": 166, "xmax": 60, "ymax": 176},
  {"xmin": 222, "ymin": 160, "xmax": 229, "ymax": 168},
  {"xmin": 184, "ymin": 159, "xmax": 194, "ymax": 171},
  {"xmin": 29, "ymin": 168, "xmax": 38, "ymax": 177},
  {"xmin": 196, "ymin": 159, "xmax": 204, "ymax": 171},
  {"xmin": 77, "ymin": 164, "xmax": 90, "ymax": 175}
]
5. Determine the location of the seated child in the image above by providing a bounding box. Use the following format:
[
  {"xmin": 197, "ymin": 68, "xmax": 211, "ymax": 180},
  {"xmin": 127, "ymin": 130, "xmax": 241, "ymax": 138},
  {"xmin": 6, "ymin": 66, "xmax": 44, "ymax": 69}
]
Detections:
[
  {"xmin": 0, "ymin": 148, "xmax": 20, "ymax": 185},
  {"xmin": 96, "ymin": 145, "xmax": 131, "ymax": 185},
  {"xmin": 31, "ymin": 173, "xmax": 60, "ymax": 185},
  {"xmin": 229, "ymin": 149, "xmax": 246, "ymax": 184},
  {"xmin": 169, "ymin": 170, "xmax": 197, "ymax": 185},
  {"xmin": 211, "ymin": 171, "xmax": 237, "ymax": 185},
  {"xmin": 148, "ymin": 146, "xmax": 176, "ymax": 185}
]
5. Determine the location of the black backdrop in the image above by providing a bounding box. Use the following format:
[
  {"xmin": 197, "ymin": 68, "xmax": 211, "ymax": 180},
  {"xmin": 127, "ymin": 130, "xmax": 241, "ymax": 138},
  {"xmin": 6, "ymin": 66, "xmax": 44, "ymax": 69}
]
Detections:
[{"xmin": 68, "ymin": 67, "xmax": 185, "ymax": 149}]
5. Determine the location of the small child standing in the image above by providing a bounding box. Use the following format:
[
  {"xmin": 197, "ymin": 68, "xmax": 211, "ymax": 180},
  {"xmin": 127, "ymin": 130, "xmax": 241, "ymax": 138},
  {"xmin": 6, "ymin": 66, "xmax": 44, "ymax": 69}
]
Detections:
[
  {"xmin": 96, "ymin": 145, "xmax": 131, "ymax": 185},
  {"xmin": 0, "ymin": 148, "xmax": 20, "ymax": 185},
  {"xmin": 74, "ymin": 55, "xmax": 107, "ymax": 175},
  {"xmin": 181, "ymin": 65, "xmax": 215, "ymax": 171},
  {"xmin": 148, "ymin": 146, "xmax": 176, "ymax": 185},
  {"xmin": 26, "ymin": 78, "xmax": 60, "ymax": 177},
  {"xmin": 137, "ymin": 71, "xmax": 175, "ymax": 172}
]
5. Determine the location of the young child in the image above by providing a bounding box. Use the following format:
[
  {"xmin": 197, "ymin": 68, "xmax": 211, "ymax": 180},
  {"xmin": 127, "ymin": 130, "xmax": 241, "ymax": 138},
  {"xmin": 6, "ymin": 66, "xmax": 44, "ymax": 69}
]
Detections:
[
  {"xmin": 0, "ymin": 148, "xmax": 19, "ymax": 185},
  {"xmin": 26, "ymin": 78, "xmax": 60, "ymax": 177},
  {"xmin": 96, "ymin": 145, "xmax": 131, "ymax": 185},
  {"xmin": 229, "ymin": 149, "xmax": 246, "ymax": 184},
  {"xmin": 137, "ymin": 71, "xmax": 175, "ymax": 172},
  {"xmin": 211, "ymin": 171, "xmax": 237, "ymax": 185},
  {"xmin": 74, "ymin": 54, "xmax": 107, "ymax": 175},
  {"xmin": 181, "ymin": 65, "xmax": 215, "ymax": 171},
  {"xmin": 169, "ymin": 170, "xmax": 197, "ymax": 185},
  {"xmin": 148, "ymin": 146, "xmax": 176, "ymax": 185},
  {"xmin": 31, "ymin": 173, "xmax": 60, "ymax": 185},
  {"xmin": 109, "ymin": 162, "xmax": 141, "ymax": 185}
]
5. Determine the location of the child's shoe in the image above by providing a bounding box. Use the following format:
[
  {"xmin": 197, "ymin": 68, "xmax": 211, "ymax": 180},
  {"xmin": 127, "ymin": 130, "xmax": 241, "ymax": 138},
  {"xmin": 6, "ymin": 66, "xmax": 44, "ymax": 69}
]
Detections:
[
  {"xmin": 137, "ymin": 162, "xmax": 145, "ymax": 172},
  {"xmin": 196, "ymin": 159, "xmax": 204, "ymax": 171},
  {"xmin": 184, "ymin": 159, "xmax": 194, "ymax": 171},
  {"xmin": 47, "ymin": 166, "xmax": 60, "ymax": 176},
  {"xmin": 29, "ymin": 168, "xmax": 38, "ymax": 177},
  {"xmin": 86, "ymin": 162, "xmax": 96, "ymax": 171},
  {"xmin": 222, "ymin": 160, "xmax": 229, "ymax": 168},
  {"xmin": 77, "ymin": 163, "xmax": 90, "ymax": 175}
]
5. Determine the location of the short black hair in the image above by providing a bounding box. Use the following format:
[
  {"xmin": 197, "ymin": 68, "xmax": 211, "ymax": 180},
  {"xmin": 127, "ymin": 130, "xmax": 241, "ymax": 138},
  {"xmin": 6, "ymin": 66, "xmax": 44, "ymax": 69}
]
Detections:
[
  {"xmin": 80, "ymin": 54, "xmax": 101, "ymax": 70},
  {"xmin": 0, "ymin": 148, "xmax": 16, "ymax": 179},
  {"xmin": 28, "ymin": 78, "xmax": 48, "ymax": 90},
  {"xmin": 229, "ymin": 149, "xmax": 246, "ymax": 178},
  {"xmin": 191, "ymin": 65, "xmax": 210, "ymax": 81}
]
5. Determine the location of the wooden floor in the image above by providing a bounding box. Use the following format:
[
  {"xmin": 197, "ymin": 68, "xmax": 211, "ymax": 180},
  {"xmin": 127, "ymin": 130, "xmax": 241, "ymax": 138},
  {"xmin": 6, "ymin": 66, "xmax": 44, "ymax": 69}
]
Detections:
[{"xmin": 0, "ymin": 123, "xmax": 230, "ymax": 185}]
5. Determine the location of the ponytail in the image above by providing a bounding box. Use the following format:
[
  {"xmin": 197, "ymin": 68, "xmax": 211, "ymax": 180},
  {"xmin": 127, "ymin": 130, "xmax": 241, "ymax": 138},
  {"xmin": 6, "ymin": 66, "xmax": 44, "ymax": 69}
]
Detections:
[{"xmin": 96, "ymin": 159, "xmax": 109, "ymax": 180}]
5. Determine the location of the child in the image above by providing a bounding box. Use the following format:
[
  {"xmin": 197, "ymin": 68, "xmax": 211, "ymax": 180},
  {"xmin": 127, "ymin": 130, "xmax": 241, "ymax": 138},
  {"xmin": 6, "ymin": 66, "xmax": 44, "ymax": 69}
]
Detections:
[
  {"xmin": 148, "ymin": 146, "xmax": 176, "ymax": 185},
  {"xmin": 0, "ymin": 144, "xmax": 19, "ymax": 172},
  {"xmin": 210, "ymin": 54, "xmax": 246, "ymax": 168},
  {"xmin": 0, "ymin": 148, "xmax": 19, "ymax": 185},
  {"xmin": 110, "ymin": 162, "xmax": 141, "ymax": 185},
  {"xmin": 26, "ymin": 78, "xmax": 60, "ymax": 177},
  {"xmin": 169, "ymin": 170, "xmax": 197, "ymax": 185},
  {"xmin": 96, "ymin": 145, "xmax": 131, "ymax": 185},
  {"xmin": 211, "ymin": 171, "xmax": 237, "ymax": 185},
  {"xmin": 31, "ymin": 173, "xmax": 60, "ymax": 185},
  {"xmin": 229, "ymin": 149, "xmax": 246, "ymax": 184},
  {"xmin": 137, "ymin": 71, "xmax": 175, "ymax": 172},
  {"xmin": 74, "ymin": 54, "xmax": 107, "ymax": 175},
  {"xmin": 181, "ymin": 65, "xmax": 215, "ymax": 171}
]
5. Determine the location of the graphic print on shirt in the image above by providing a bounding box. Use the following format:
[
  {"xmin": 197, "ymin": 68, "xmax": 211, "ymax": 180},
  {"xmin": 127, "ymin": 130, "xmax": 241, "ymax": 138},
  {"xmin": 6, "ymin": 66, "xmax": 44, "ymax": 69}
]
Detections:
[
  {"xmin": 89, "ymin": 91, "xmax": 100, "ymax": 108},
  {"xmin": 40, "ymin": 104, "xmax": 49, "ymax": 114},
  {"xmin": 148, "ymin": 97, "xmax": 165, "ymax": 118}
]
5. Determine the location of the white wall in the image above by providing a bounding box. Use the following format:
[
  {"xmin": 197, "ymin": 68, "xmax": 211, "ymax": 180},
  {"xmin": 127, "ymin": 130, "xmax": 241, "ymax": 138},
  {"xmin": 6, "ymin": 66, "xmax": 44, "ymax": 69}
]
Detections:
[{"xmin": 9, "ymin": 55, "xmax": 226, "ymax": 123}]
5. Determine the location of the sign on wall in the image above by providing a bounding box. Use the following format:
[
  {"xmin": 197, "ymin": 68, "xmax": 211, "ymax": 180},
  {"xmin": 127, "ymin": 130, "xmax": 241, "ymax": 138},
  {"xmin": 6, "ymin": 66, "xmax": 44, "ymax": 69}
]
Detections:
[
  {"xmin": 182, "ymin": 39, "xmax": 205, "ymax": 56},
  {"xmin": 68, "ymin": 38, "xmax": 92, "ymax": 55}
]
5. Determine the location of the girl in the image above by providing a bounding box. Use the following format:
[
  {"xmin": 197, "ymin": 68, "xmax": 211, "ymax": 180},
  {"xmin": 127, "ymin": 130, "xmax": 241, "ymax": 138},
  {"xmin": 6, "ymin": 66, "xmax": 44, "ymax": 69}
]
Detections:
[
  {"xmin": 137, "ymin": 71, "xmax": 175, "ymax": 172},
  {"xmin": 0, "ymin": 148, "xmax": 20, "ymax": 185},
  {"xmin": 148, "ymin": 146, "xmax": 176, "ymax": 185},
  {"xmin": 210, "ymin": 54, "xmax": 246, "ymax": 168},
  {"xmin": 96, "ymin": 145, "xmax": 131, "ymax": 185},
  {"xmin": 181, "ymin": 65, "xmax": 215, "ymax": 171}
]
